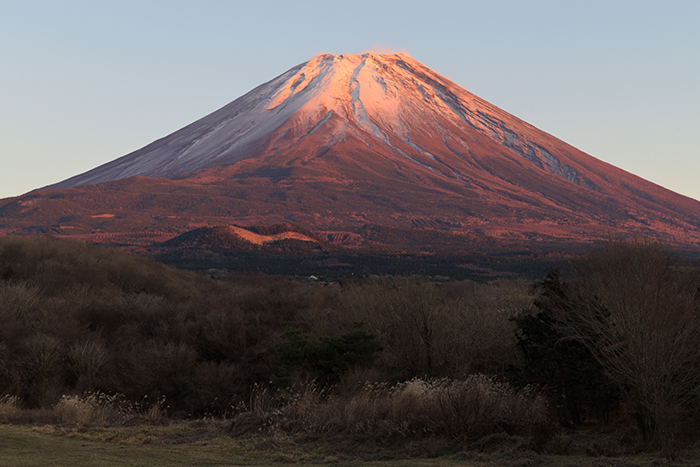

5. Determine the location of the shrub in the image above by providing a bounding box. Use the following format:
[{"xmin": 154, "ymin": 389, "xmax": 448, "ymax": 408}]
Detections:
[
  {"xmin": 342, "ymin": 276, "xmax": 530, "ymax": 379},
  {"xmin": 0, "ymin": 282, "xmax": 40, "ymax": 321},
  {"xmin": 118, "ymin": 341, "xmax": 198, "ymax": 404},
  {"xmin": 274, "ymin": 324, "xmax": 383, "ymax": 385},
  {"xmin": 22, "ymin": 333, "xmax": 66, "ymax": 406},
  {"xmin": 68, "ymin": 338, "xmax": 108, "ymax": 392}
]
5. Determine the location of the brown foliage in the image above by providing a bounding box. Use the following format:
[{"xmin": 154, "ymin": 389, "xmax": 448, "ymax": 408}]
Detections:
[{"xmin": 341, "ymin": 276, "xmax": 532, "ymax": 378}]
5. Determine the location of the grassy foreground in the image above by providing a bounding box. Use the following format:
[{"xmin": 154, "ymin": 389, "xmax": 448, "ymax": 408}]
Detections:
[
  {"xmin": 0, "ymin": 424, "xmax": 240, "ymax": 467},
  {"xmin": 0, "ymin": 423, "xmax": 485, "ymax": 467},
  {"xmin": 0, "ymin": 423, "xmax": 697, "ymax": 467},
  {"xmin": 1, "ymin": 423, "xmax": 489, "ymax": 467}
]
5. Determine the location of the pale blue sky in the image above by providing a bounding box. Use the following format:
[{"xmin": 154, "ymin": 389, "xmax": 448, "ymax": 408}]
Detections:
[{"xmin": 1, "ymin": 1, "xmax": 698, "ymax": 200}]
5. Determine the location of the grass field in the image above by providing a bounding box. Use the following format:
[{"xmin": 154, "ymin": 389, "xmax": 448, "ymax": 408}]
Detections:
[
  {"xmin": 0, "ymin": 423, "xmax": 474, "ymax": 467},
  {"xmin": 1, "ymin": 423, "xmax": 696, "ymax": 467},
  {"xmin": 1, "ymin": 424, "xmax": 244, "ymax": 467}
]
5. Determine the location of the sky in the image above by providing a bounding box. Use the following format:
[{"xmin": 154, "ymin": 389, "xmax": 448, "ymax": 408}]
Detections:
[{"xmin": 1, "ymin": 1, "xmax": 699, "ymax": 200}]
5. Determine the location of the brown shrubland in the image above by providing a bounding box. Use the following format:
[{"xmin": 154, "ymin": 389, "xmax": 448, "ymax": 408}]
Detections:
[{"xmin": 2, "ymin": 235, "xmax": 700, "ymax": 457}]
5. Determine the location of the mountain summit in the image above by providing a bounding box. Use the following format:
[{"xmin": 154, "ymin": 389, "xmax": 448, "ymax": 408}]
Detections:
[
  {"xmin": 6, "ymin": 53, "xmax": 700, "ymax": 251},
  {"xmin": 51, "ymin": 52, "xmax": 594, "ymax": 190}
]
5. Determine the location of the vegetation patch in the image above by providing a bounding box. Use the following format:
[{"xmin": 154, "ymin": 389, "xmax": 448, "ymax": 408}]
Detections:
[{"xmin": 2, "ymin": 235, "xmax": 700, "ymax": 462}]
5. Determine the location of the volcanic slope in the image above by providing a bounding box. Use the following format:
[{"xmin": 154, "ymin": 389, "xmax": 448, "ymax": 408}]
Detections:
[{"xmin": 4, "ymin": 53, "xmax": 700, "ymax": 251}]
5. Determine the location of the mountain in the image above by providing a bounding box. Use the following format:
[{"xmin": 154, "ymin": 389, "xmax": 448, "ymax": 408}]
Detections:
[
  {"xmin": 46, "ymin": 52, "xmax": 599, "ymax": 191},
  {"xmin": 3, "ymin": 52, "xmax": 700, "ymax": 255}
]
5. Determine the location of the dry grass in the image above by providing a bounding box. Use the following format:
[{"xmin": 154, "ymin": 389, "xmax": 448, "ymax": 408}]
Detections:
[
  {"xmin": 0, "ymin": 282, "xmax": 40, "ymax": 321},
  {"xmin": 133, "ymin": 394, "xmax": 168, "ymax": 425},
  {"xmin": 0, "ymin": 391, "xmax": 170, "ymax": 428},
  {"xmin": 54, "ymin": 392, "xmax": 128, "ymax": 427},
  {"xmin": 0, "ymin": 394, "xmax": 22, "ymax": 422},
  {"xmin": 238, "ymin": 375, "xmax": 549, "ymax": 446}
]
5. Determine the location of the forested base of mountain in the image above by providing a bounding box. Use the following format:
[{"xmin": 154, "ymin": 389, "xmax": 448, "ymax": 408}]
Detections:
[
  {"xmin": 2, "ymin": 235, "xmax": 700, "ymax": 459},
  {"xmin": 153, "ymin": 247, "xmax": 567, "ymax": 281}
]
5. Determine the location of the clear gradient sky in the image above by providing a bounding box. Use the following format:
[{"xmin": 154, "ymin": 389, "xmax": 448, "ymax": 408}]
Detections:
[{"xmin": 1, "ymin": 1, "xmax": 698, "ymax": 200}]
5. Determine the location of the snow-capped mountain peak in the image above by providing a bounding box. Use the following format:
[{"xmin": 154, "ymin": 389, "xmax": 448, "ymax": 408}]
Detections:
[{"xmin": 47, "ymin": 53, "xmax": 590, "ymax": 190}]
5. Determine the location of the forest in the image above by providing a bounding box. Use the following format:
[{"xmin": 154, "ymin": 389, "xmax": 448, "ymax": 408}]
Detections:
[{"xmin": 1, "ymin": 235, "xmax": 699, "ymax": 460}]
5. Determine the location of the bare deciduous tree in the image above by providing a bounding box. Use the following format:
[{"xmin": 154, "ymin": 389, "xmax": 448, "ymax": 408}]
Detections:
[{"xmin": 554, "ymin": 240, "xmax": 700, "ymax": 447}]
